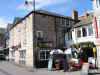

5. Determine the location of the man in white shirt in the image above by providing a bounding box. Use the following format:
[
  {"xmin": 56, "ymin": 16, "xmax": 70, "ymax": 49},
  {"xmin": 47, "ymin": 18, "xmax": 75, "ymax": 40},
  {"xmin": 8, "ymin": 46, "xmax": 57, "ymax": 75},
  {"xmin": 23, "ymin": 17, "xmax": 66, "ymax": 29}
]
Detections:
[{"xmin": 64, "ymin": 46, "xmax": 72, "ymax": 62}]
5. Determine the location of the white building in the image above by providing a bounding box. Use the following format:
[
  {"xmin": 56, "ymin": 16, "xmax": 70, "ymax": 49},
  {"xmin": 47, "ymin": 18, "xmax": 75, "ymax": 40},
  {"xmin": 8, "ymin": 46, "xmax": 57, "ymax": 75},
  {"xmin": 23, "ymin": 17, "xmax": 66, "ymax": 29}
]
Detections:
[
  {"xmin": 65, "ymin": 2, "xmax": 100, "ymax": 67},
  {"xmin": 92, "ymin": 0, "xmax": 100, "ymax": 68},
  {"xmin": 65, "ymin": 11, "xmax": 96, "ymax": 48}
]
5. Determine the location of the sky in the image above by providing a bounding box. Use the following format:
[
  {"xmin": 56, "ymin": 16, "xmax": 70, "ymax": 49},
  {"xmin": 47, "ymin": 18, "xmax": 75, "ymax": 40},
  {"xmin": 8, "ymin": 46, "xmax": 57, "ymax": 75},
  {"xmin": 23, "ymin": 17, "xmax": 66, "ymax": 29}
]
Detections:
[{"xmin": 0, "ymin": 0, "xmax": 93, "ymax": 28}]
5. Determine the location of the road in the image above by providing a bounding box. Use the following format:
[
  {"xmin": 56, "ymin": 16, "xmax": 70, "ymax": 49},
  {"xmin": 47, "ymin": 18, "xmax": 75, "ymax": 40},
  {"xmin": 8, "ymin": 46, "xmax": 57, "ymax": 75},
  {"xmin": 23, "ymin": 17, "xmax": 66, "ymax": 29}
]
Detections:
[{"xmin": 0, "ymin": 61, "xmax": 99, "ymax": 75}]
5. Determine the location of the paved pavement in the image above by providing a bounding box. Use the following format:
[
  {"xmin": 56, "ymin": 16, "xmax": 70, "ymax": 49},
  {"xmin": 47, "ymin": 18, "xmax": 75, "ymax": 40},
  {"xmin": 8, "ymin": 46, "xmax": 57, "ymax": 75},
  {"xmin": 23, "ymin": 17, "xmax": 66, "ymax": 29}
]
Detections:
[{"xmin": 0, "ymin": 61, "xmax": 99, "ymax": 75}]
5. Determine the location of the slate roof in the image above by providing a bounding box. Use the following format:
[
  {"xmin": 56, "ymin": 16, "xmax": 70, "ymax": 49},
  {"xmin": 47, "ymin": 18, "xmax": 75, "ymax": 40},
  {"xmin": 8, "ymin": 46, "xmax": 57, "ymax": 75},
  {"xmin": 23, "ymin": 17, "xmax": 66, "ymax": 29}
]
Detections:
[
  {"xmin": 10, "ymin": 10, "xmax": 74, "ymax": 30},
  {"xmin": 73, "ymin": 16, "xmax": 93, "ymax": 28},
  {"xmin": 36, "ymin": 10, "xmax": 73, "ymax": 19},
  {"xmin": 13, "ymin": 17, "xmax": 23, "ymax": 25}
]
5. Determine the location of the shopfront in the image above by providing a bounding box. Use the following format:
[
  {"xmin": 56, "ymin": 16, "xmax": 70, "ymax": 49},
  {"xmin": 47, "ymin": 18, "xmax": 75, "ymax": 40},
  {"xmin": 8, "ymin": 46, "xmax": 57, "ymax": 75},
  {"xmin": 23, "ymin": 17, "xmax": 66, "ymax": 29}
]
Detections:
[{"xmin": 36, "ymin": 42, "xmax": 53, "ymax": 68}]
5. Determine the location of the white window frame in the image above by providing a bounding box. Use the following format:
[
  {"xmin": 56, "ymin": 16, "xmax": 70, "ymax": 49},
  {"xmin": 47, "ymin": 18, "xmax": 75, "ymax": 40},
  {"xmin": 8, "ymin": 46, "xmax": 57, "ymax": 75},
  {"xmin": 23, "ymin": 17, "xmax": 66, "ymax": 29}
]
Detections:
[
  {"xmin": 96, "ymin": 0, "xmax": 100, "ymax": 8},
  {"xmin": 97, "ymin": 19, "xmax": 100, "ymax": 34},
  {"xmin": 39, "ymin": 50, "xmax": 50, "ymax": 61},
  {"xmin": 88, "ymin": 23, "xmax": 93, "ymax": 36},
  {"xmin": 76, "ymin": 28, "xmax": 82, "ymax": 38},
  {"xmin": 82, "ymin": 27, "xmax": 87, "ymax": 37}
]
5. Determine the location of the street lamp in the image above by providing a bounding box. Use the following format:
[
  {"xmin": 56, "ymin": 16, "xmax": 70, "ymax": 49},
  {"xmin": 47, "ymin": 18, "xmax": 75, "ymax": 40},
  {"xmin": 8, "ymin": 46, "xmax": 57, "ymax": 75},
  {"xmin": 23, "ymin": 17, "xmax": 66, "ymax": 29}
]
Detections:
[
  {"xmin": 33, "ymin": 0, "xmax": 36, "ymax": 68},
  {"xmin": 24, "ymin": 0, "xmax": 36, "ymax": 68}
]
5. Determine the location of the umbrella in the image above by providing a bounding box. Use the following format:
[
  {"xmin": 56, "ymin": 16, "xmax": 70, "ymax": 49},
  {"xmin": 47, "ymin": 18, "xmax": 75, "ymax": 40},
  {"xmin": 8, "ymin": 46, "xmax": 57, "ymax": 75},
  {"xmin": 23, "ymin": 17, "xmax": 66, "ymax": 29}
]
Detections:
[
  {"xmin": 50, "ymin": 50, "xmax": 55, "ymax": 55},
  {"xmin": 64, "ymin": 48, "xmax": 72, "ymax": 54},
  {"xmin": 50, "ymin": 49, "xmax": 63, "ymax": 55}
]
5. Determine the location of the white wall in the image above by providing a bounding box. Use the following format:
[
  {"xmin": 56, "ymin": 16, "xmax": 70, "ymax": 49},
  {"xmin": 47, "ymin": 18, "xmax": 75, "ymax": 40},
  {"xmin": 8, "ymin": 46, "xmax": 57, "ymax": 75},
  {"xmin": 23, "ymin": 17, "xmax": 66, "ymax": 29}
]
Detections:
[
  {"xmin": 65, "ymin": 23, "xmax": 96, "ymax": 48},
  {"xmin": 92, "ymin": 0, "xmax": 100, "ymax": 18}
]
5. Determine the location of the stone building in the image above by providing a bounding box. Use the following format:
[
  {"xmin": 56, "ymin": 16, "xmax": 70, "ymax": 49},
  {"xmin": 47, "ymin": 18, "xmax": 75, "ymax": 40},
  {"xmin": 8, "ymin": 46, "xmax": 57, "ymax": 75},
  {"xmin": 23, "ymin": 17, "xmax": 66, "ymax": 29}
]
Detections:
[
  {"xmin": 0, "ymin": 28, "xmax": 6, "ymax": 48},
  {"xmin": 9, "ymin": 10, "xmax": 75, "ymax": 68},
  {"xmin": 0, "ymin": 28, "xmax": 6, "ymax": 59}
]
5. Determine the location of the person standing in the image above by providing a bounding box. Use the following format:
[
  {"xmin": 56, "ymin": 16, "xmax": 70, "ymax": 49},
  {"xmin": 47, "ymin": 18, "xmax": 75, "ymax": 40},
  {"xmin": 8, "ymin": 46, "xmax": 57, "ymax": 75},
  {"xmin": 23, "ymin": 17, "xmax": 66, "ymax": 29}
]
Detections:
[
  {"xmin": 64, "ymin": 46, "xmax": 73, "ymax": 71},
  {"xmin": 61, "ymin": 54, "xmax": 67, "ymax": 72}
]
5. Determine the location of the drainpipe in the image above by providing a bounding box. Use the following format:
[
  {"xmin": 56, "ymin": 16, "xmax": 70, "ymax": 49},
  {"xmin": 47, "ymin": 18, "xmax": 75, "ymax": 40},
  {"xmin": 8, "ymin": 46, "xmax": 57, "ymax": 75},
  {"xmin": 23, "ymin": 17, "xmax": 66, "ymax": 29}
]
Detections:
[{"xmin": 94, "ymin": 16, "xmax": 99, "ymax": 38}]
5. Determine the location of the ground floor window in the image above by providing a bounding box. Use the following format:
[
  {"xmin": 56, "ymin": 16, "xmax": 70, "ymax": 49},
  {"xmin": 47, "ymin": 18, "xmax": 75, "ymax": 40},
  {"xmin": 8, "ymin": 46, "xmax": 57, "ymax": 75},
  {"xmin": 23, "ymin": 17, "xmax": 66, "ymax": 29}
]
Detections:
[
  {"xmin": 11, "ymin": 51, "xmax": 15, "ymax": 61},
  {"xmin": 39, "ymin": 50, "xmax": 50, "ymax": 61},
  {"xmin": 19, "ymin": 50, "xmax": 26, "ymax": 65}
]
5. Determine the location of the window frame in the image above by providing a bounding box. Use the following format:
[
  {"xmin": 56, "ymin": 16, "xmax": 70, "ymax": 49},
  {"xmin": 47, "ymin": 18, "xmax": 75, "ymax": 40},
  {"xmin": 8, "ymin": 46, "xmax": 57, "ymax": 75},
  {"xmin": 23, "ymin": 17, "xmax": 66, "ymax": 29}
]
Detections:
[
  {"xmin": 82, "ymin": 27, "xmax": 87, "ymax": 37},
  {"xmin": 96, "ymin": 0, "xmax": 100, "ymax": 8},
  {"xmin": 77, "ymin": 29, "xmax": 81, "ymax": 38},
  {"xmin": 19, "ymin": 50, "xmax": 26, "ymax": 65},
  {"xmin": 88, "ymin": 23, "xmax": 93, "ymax": 36},
  {"xmin": 36, "ymin": 31, "xmax": 43, "ymax": 39},
  {"xmin": 39, "ymin": 50, "xmax": 50, "ymax": 61}
]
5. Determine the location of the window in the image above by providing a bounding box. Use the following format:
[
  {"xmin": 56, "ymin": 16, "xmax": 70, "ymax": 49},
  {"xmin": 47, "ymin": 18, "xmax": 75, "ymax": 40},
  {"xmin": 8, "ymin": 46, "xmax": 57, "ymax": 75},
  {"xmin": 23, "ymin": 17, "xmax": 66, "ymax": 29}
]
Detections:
[
  {"xmin": 56, "ymin": 18, "xmax": 60, "ymax": 25},
  {"xmin": 23, "ymin": 32, "xmax": 26, "ymax": 45},
  {"xmin": 37, "ymin": 31, "xmax": 43, "ymax": 38},
  {"xmin": 0, "ymin": 51, "xmax": 4, "ymax": 55},
  {"xmin": 19, "ymin": 50, "xmax": 26, "ymax": 65},
  {"xmin": 88, "ymin": 24, "xmax": 93, "ymax": 36},
  {"xmin": 39, "ymin": 50, "xmax": 50, "ymax": 60},
  {"xmin": 98, "ymin": 19, "xmax": 100, "ymax": 33},
  {"xmin": 77, "ymin": 29, "xmax": 81, "ymax": 38},
  {"xmin": 66, "ymin": 19, "xmax": 69, "ymax": 25},
  {"xmin": 68, "ymin": 32, "xmax": 72, "ymax": 40},
  {"xmin": 11, "ymin": 51, "xmax": 15, "ymax": 57},
  {"xmin": 64, "ymin": 19, "xmax": 66, "ymax": 26},
  {"xmin": 62, "ymin": 19, "xmax": 64, "ymax": 25},
  {"xmin": 19, "ymin": 50, "xmax": 26, "ymax": 59},
  {"xmin": 69, "ymin": 21, "xmax": 72, "ymax": 25},
  {"xmin": 82, "ymin": 27, "xmax": 87, "ymax": 37},
  {"xmin": 18, "ymin": 24, "xmax": 21, "ymax": 32},
  {"xmin": 40, "ymin": 51, "xmax": 45, "ymax": 60},
  {"xmin": 65, "ymin": 31, "xmax": 72, "ymax": 40},
  {"xmin": 99, "ymin": 0, "xmax": 100, "ymax": 6},
  {"xmin": 11, "ymin": 51, "xmax": 15, "ymax": 61},
  {"xmin": 96, "ymin": 0, "xmax": 100, "ymax": 8}
]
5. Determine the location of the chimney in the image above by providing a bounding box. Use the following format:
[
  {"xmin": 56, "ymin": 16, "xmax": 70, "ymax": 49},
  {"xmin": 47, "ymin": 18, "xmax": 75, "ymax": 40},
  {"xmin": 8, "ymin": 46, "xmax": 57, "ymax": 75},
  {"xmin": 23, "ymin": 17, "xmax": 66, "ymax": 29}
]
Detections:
[{"xmin": 72, "ymin": 10, "xmax": 78, "ymax": 20}]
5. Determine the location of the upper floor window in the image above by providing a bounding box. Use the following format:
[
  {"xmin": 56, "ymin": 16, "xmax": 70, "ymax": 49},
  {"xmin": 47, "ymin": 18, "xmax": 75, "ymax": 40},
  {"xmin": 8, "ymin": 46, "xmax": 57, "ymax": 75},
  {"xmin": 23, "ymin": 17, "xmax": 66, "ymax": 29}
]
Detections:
[
  {"xmin": 66, "ymin": 19, "xmax": 69, "ymax": 25},
  {"xmin": 62, "ymin": 19, "xmax": 65, "ymax": 25},
  {"xmin": 23, "ymin": 32, "xmax": 27, "ymax": 45},
  {"xmin": 36, "ymin": 31, "xmax": 43, "ymax": 39},
  {"xmin": 68, "ymin": 31, "xmax": 72, "ymax": 40},
  {"xmin": 82, "ymin": 27, "xmax": 87, "ymax": 37},
  {"xmin": 77, "ymin": 29, "xmax": 81, "ymax": 38},
  {"xmin": 18, "ymin": 24, "xmax": 21, "ymax": 32},
  {"xmin": 65, "ymin": 31, "xmax": 72, "ymax": 40},
  {"xmin": 96, "ymin": 0, "xmax": 100, "ymax": 8},
  {"xmin": 88, "ymin": 24, "xmax": 93, "ymax": 36},
  {"xmin": 97, "ymin": 19, "xmax": 100, "ymax": 34},
  {"xmin": 56, "ymin": 18, "xmax": 60, "ymax": 25}
]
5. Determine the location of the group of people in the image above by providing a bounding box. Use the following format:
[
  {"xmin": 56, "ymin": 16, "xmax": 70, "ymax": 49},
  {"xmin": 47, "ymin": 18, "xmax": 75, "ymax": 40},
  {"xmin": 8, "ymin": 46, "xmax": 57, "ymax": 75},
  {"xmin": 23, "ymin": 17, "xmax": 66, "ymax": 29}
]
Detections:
[
  {"xmin": 63, "ymin": 45, "xmax": 80, "ymax": 71},
  {"xmin": 48, "ymin": 45, "xmax": 80, "ymax": 72}
]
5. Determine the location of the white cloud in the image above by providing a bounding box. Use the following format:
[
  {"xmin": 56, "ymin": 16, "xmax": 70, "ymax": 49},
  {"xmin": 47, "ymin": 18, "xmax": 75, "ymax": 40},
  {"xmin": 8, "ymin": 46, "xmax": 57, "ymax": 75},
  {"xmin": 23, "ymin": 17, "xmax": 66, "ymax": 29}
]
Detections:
[
  {"xmin": 18, "ymin": 0, "xmax": 69, "ymax": 11},
  {"xmin": 0, "ymin": 18, "xmax": 12, "ymax": 28}
]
